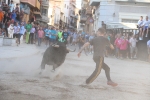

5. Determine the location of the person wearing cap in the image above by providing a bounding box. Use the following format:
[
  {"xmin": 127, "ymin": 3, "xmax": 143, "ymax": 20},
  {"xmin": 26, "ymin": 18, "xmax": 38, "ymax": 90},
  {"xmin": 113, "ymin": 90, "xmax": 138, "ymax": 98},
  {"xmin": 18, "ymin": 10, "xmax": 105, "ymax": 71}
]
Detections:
[{"xmin": 9, "ymin": 1, "xmax": 15, "ymax": 12}]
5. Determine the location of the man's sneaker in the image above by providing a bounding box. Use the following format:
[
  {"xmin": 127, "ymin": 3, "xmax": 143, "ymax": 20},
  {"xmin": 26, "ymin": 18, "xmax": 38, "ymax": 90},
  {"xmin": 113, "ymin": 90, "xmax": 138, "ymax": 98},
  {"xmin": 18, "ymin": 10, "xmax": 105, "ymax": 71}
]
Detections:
[
  {"xmin": 146, "ymin": 34, "xmax": 148, "ymax": 37},
  {"xmin": 107, "ymin": 81, "xmax": 118, "ymax": 87}
]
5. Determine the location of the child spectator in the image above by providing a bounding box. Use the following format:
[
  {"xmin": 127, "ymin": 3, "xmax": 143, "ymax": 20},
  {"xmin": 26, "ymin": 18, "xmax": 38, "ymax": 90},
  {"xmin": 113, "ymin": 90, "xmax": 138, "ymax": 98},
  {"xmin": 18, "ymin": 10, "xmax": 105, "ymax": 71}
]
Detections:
[{"xmin": 38, "ymin": 27, "xmax": 44, "ymax": 46}]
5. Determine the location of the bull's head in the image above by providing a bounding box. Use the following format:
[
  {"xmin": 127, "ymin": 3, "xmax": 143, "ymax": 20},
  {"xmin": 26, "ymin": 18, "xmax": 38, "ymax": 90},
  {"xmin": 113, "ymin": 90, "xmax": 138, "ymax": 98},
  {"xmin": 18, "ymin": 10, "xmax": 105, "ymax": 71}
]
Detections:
[{"xmin": 52, "ymin": 42, "xmax": 76, "ymax": 52}]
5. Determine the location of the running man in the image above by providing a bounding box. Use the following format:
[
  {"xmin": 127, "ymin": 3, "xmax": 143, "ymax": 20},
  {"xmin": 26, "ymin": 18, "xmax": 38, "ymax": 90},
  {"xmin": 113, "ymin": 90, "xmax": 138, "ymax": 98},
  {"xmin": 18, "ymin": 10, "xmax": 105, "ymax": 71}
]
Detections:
[{"xmin": 77, "ymin": 28, "xmax": 118, "ymax": 87}]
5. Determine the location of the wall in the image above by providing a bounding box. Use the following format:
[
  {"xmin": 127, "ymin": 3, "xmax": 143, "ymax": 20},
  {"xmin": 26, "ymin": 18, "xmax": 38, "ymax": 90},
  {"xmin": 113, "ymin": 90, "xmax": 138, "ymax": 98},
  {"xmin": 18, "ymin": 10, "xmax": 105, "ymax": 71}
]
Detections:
[{"xmin": 94, "ymin": 0, "xmax": 150, "ymax": 30}]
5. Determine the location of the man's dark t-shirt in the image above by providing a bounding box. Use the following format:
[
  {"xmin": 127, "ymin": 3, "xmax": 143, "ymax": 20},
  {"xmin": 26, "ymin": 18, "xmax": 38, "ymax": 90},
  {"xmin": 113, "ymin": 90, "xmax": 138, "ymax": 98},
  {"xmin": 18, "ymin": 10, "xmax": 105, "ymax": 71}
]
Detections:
[
  {"xmin": 62, "ymin": 32, "xmax": 69, "ymax": 40},
  {"xmin": 90, "ymin": 36, "xmax": 110, "ymax": 57}
]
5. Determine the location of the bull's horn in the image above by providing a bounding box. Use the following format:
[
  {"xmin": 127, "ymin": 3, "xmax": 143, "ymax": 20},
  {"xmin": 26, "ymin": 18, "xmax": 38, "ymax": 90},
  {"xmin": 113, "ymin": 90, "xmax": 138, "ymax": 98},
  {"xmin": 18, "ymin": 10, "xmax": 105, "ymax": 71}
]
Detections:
[
  {"xmin": 67, "ymin": 48, "xmax": 76, "ymax": 52},
  {"xmin": 52, "ymin": 44, "xmax": 59, "ymax": 48}
]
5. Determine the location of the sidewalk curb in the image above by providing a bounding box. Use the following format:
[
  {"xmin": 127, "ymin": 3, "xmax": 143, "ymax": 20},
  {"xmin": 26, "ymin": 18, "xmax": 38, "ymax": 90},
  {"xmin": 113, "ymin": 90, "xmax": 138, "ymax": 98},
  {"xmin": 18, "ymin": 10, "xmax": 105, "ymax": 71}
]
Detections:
[{"xmin": 0, "ymin": 51, "xmax": 41, "ymax": 60}]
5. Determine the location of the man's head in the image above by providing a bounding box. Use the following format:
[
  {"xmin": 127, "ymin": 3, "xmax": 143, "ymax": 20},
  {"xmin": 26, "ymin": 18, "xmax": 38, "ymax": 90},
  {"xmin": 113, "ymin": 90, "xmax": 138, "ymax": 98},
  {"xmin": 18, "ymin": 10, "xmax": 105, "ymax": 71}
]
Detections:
[
  {"xmin": 140, "ymin": 16, "xmax": 143, "ymax": 20},
  {"xmin": 11, "ymin": 0, "xmax": 13, "ymax": 4},
  {"xmin": 96, "ymin": 28, "xmax": 105, "ymax": 36}
]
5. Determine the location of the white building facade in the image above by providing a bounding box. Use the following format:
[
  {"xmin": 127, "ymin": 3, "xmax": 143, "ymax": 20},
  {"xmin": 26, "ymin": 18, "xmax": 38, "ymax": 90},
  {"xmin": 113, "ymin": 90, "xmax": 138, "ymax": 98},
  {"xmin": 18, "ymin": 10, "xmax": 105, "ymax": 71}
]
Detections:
[{"xmin": 90, "ymin": 0, "xmax": 150, "ymax": 30}]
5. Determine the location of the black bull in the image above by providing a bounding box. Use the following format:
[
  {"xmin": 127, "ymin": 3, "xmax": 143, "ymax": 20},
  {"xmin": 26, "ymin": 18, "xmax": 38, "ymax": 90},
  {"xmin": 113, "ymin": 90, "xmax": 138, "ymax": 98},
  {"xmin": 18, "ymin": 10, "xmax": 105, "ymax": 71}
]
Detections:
[{"xmin": 41, "ymin": 42, "xmax": 74, "ymax": 71}]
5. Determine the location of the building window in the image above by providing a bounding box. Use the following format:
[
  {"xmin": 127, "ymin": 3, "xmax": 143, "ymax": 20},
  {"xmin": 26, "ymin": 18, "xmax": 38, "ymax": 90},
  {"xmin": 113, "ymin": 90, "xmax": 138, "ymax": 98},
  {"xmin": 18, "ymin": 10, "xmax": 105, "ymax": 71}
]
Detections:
[
  {"xmin": 65, "ymin": 4, "xmax": 66, "ymax": 8},
  {"xmin": 41, "ymin": 9, "xmax": 47, "ymax": 16},
  {"xmin": 67, "ymin": 6, "xmax": 68, "ymax": 9},
  {"xmin": 122, "ymin": 19, "xmax": 138, "ymax": 23}
]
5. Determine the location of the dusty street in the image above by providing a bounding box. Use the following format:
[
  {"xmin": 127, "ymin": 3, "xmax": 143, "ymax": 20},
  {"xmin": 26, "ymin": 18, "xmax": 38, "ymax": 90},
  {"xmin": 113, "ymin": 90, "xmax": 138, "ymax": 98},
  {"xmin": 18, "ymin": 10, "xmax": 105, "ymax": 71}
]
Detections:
[{"xmin": 0, "ymin": 50, "xmax": 150, "ymax": 100}]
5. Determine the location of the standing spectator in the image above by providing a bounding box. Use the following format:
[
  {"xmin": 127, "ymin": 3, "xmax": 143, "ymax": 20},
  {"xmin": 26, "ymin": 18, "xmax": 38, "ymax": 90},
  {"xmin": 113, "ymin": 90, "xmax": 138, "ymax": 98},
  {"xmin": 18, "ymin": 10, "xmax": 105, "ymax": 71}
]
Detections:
[
  {"xmin": 38, "ymin": 27, "xmax": 44, "ymax": 46},
  {"xmin": 0, "ymin": 8, "xmax": 4, "ymax": 23},
  {"xmin": 119, "ymin": 36, "xmax": 129, "ymax": 59},
  {"xmin": 110, "ymin": 33, "xmax": 115, "ymax": 56},
  {"xmin": 18, "ymin": 22, "xmax": 26, "ymax": 45},
  {"xmin": 129, "ymin": 35, "xmax": 138, "ymax": 59},
  {"xmin": 138, "ymin": 16, "xmax": 143, "ymax": 40},
  {"xmin": 89, "ymin": 31, "xmax": 95, "ymax": 54},
  {"xmin": 8, "ymin": 23, "xmax": 14, "ymax": 38},
  {"xmin": 34, "ymin": 23, "xmax": 39, "ymax": 44},
  {"xmin": 15, "ymin": 4, "xmax": 19, "ymax": 13},
  {"xmin": 147, "ymin": 40, "xmax": 150, "ymax": 62},
  {"xmin": 44, "ymin": 26, "xmax": 51, "ymax": 46},
  {"xmin": 20, "ymin": 10, "xmax": 24, "ymax": 23},
  {"xmin": 78, "ymin": 34, "xmax": 85, "ymax": 50},
  {"xmin": 29, "ymin": 23, "xmax": 35, "ymax": 44},
  {"xmin": 13, "ymin": 22, "xmax": 20, "ymax": 46},
  {"xmin": 114, "ymin": 34, "xmax": 121, "ymax": 58},
  {"xmin": 4, "ymin": 13, "xmax": 11, "ymax": 37},
  {"xmin": 50, "ymin": 27, "xmax": 57, "ymax": 44},
  {"xmin": 16, "ymin": 11, "xmax": 20, "ymax": 23},
  {"xmin": 142, "ymin": 16, "xmax": 150, "ymax": 39},
  {"xmin": 57, "ymin": 29, "xmax": 63, "ymax": 40},
  {"xmin": 9, "ymin": 1, "xmax": 15, "ymax": 12},
  {"xmin": 72, "ymin": 31, "xmax": 78, "ymax": 46},
  {"xmin": 11, "ymin": 10, "xmax": 16, "ymax": 22},
  {"xmin": 25, "ymin": 21, "xmax": 32, "ymax": 43},
  {"xmin": 62, "ymin": 28, "xmax": 69, "ymax": 45}
]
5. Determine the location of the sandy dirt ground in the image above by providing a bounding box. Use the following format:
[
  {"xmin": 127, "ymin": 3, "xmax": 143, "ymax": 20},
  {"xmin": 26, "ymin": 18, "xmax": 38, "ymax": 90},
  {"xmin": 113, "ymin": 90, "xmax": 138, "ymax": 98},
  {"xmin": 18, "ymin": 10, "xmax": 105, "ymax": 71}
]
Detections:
[{"xmin": 0, "ymin": 52, "xmax": 150, "ymax": 100}]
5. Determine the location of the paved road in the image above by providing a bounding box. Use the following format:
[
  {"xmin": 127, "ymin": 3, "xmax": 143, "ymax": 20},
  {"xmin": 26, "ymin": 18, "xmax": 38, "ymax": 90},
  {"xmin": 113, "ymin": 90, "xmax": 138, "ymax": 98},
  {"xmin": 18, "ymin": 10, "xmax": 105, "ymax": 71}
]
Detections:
[{"xmin": 0, "ymin": 46, "xmax": 150, "ymax": 100}]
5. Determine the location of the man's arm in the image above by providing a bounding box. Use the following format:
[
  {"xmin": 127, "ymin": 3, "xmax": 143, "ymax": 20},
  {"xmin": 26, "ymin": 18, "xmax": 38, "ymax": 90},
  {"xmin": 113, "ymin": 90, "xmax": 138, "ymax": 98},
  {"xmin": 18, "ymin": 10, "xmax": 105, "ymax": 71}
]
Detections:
[
  {"xmin": 110, "ymin": 43, "xmax": 114, "ymax": 50},
  {"xmin": 78, "ymin": 42, "xmax": 90, "ymax": 57}
]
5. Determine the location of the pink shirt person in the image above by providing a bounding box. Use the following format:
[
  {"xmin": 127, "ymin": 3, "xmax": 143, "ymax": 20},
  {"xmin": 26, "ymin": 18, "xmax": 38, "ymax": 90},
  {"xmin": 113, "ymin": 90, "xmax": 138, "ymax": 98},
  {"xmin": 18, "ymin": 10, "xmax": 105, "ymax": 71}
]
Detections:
[
  {"xmin": 120, "ymin": 39, "xmax": 129, "ymax": 50},
  {"xmin": 38, "ymin": 29, "xmax": 44, "ymax": 38},
  {"xmin": 115, "ymin": 38, "xmax": 122, "ymax": 48}
]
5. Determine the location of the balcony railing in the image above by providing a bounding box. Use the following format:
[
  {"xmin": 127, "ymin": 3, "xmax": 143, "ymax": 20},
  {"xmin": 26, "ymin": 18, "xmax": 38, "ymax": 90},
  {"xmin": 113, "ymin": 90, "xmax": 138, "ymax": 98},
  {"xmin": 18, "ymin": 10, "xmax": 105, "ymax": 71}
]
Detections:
[
  {"xmin": 41, "ymin": 0, "xmax": 49, "ymax": 7},
  {"xmin": 80, "ymin": 15, "xmax": 87, "ymax": 23},
  {"xmin": 86, "ymin": 8, "xmax": 92, "ymax": 15},
  {"xmin": 41, "ymin": 15, "xmax": 49, "ymax": 23}
]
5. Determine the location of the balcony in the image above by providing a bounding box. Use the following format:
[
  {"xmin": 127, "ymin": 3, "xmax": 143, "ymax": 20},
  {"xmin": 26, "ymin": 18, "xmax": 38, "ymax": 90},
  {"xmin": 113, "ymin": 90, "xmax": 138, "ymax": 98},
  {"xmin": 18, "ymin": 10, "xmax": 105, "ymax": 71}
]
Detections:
[
  {"xmin": 41, "ymin": 0, "xmax": 49, "ymax": 7},
  {"xmin": 21, "ymin": 0, "xmax": 36, "ymax": 7},
  {"xmin": 115, "ymin": 0, "xmax": 150, "ymax": 3},
  {"xmin": 89, "ymin": 0, "xmax": 100, "ymax": 6},
  {"xmin": 21, "ymin": 0, "xmax": 40, "ymax": 10},
  {"xmin": 86, "ymin": 8, "xmax": 92, "ymax": 15},
  {"xmin": 41, "ymin": 15, "xmax": 49, "ymax": 23},
  {"xmin": 80, "ymin": 15, "xmax": 87, "ymax": 23}
]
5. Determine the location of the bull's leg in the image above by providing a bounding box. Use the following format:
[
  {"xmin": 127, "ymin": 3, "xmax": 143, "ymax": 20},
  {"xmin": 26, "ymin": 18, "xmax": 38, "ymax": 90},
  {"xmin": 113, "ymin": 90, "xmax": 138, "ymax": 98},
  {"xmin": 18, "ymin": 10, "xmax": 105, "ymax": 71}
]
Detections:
[
  {"xmin": 39, "ymin": 58, "xmax": 46, "ymax": 74},
  {"xmin": 52, "ymin": 64, "xmax": 59, "ymax": 72}
]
